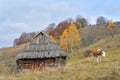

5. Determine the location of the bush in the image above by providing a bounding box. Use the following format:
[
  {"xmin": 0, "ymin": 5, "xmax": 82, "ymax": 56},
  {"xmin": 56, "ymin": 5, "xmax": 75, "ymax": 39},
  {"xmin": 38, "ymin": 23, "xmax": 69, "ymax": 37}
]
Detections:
[{"xmin": 83, "ymin": 50, "xmax": 91, "ymax": 57}]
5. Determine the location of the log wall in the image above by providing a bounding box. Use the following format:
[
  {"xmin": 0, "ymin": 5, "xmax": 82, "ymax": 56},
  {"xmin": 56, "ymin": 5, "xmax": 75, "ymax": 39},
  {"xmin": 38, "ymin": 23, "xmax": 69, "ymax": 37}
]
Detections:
[{"xmin": 16, "ymin": 57, "xmax": 66, "ymax": 72}]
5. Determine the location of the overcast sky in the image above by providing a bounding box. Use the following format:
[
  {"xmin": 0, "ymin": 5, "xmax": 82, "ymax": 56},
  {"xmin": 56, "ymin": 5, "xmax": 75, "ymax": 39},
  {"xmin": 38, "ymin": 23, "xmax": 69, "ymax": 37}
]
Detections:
[{"xmin": 0, "ymin": 0, "xmax": 120, "ymax": 48}]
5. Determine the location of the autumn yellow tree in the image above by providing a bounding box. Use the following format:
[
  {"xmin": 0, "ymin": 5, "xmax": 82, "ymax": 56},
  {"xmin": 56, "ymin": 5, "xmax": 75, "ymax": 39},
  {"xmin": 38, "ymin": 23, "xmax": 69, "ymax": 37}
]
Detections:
[
  {"xmin": 107, "ymin": 20, "xmax": 115, "ymax": 38},
  {"xmin": 50, "ymin": 35, "xmax": 56, "ymax": 43},
  {"xmin": 68, "ymin": 23, "xmax": 81, "ymax": 52},
  {"xmin": 107, "ymin": 20, "xmax": 115, "ymax": 29},
  {"xmin": 60, "ymin": 29, "xmax": 69, "ymax": 52},
  {"xmin": 60, "ymin": 23, "xmax": 81, "ymax": 52}
]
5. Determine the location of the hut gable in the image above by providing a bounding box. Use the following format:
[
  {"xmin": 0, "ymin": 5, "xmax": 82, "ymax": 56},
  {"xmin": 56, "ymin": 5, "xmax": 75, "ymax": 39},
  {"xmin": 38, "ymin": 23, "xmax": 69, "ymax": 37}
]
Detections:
[
  {"xmin": 15, "ymin": 31, "xmax": 67, "ymax": 72},
  {"xmin": 16, "ymin": 31, "xmax": 67, "ymax": 60}
]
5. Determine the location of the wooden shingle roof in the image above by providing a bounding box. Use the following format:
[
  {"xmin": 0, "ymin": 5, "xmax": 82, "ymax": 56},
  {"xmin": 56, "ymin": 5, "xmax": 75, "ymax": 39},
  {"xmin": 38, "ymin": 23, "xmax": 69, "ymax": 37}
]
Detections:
[{"xmin": 15, "ymin": 31, "xmax": 67, "ymax": 60}]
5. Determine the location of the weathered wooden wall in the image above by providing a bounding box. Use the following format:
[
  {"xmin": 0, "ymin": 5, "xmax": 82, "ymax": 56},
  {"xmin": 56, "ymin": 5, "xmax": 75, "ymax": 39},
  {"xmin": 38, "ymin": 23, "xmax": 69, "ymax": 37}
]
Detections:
[{"xmin": 16, "ymin": 57, "xmax": 66, "ymax": 72}]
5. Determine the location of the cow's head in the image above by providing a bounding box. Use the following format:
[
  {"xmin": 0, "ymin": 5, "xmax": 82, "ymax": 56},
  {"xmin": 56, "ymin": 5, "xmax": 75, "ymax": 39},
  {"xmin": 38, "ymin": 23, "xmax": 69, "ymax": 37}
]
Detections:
[{"xmin": 102, "ymin": 51, "xmax": 106, "ymax": 57}]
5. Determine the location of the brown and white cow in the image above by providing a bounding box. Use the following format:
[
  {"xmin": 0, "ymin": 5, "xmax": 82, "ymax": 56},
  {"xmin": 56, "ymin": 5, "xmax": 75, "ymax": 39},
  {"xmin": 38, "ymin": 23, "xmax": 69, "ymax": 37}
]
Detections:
[{"xmin": 92, "ymin": 49, "xmax": 106, "ymax": 62}]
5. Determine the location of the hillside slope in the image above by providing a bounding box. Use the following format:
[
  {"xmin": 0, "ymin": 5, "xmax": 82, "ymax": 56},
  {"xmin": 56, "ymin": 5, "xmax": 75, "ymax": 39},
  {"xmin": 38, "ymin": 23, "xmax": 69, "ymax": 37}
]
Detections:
[
  {"xmin": 0, "ymin": 34, "xmax": 120, "ymax": 80},
  {"xmin": 79, "ymin": 27, "xmax": 120, "ymax": 46},
  {"xmin": 0, "ymin": 44, "xmax": 26, "ymax": 75}
]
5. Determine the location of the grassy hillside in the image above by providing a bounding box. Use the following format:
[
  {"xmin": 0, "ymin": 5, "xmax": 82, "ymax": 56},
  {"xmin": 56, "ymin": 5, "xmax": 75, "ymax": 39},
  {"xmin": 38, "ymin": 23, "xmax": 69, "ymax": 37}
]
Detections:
[
  {"xmin": 0, "ymin": 34, "xmax": 120, "ymax": 80},
  {"xmin": 0, "ymin": 44, "xmax": 26, "ymax": 75},
  {"xmin": 80, "ymin": 27, "xmax": 120, "ymax": 46}
]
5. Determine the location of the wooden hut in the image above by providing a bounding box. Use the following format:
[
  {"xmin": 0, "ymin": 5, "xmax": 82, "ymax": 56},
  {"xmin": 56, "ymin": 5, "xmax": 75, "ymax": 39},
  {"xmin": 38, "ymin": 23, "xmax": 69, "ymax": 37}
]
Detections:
[{"xmin": 15, "ymin": 31, "xmax": 67, "ymax": 72}]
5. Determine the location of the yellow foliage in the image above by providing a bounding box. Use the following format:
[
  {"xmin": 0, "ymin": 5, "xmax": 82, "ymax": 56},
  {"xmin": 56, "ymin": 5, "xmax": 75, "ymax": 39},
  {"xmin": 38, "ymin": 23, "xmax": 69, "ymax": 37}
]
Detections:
[
  {"xmin": 50, "ymin": 35, "xmax": 56, "ymax": 43},
  {"xmin": 60, "ymin": 23, "xmax": 81, "ymax": 52},
  {"xmin": 60, "ymin": 29, "xmax": 69, "ymax": 51},
  {"xmin": 107, "ymin": 20, "xmax": 115, "ymax": 29},
  {"xmin": 68, "ymin": 23, "xmax": 81, "ymax": 49}
]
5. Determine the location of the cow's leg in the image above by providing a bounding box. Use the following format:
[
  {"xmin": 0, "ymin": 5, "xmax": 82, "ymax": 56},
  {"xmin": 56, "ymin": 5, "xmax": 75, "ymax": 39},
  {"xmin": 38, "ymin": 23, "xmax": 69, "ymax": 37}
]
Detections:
[
  {"xmin": 94, "ymin": 56, "xmax": 98, "ymax": 62},
  {"xmin": 97, "ymin": 56, "xmax": 99, "ymax": 62},
  {"xmin": 96, "ymin": 57, "xmax": 99, "ymax": 62},
  {"xmin": 99, "ymin": 56, "xmax": 101, "ymax": 62},
  {"xmin": 93, "ymin": 56, "xmax": 96, "ymax": 62}
]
